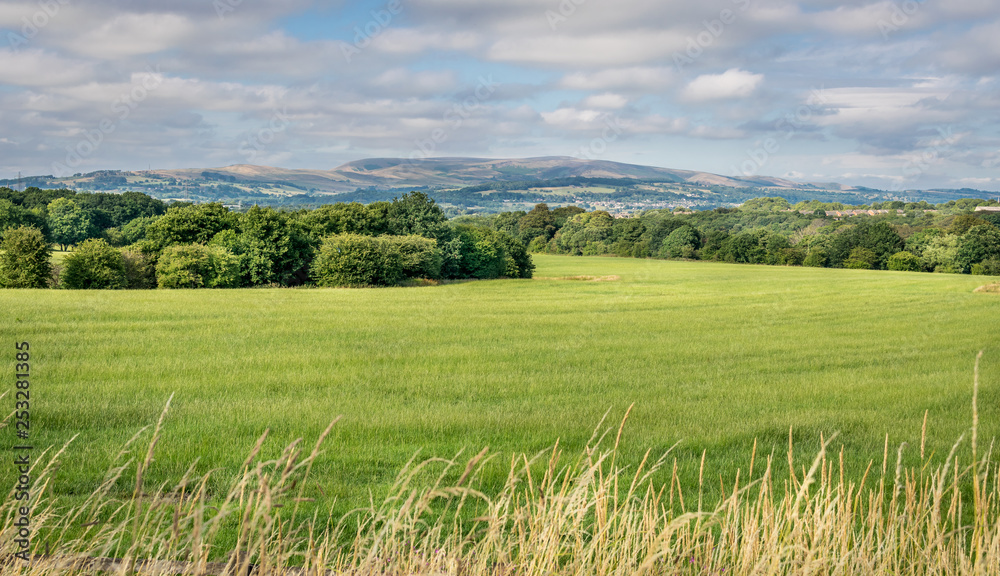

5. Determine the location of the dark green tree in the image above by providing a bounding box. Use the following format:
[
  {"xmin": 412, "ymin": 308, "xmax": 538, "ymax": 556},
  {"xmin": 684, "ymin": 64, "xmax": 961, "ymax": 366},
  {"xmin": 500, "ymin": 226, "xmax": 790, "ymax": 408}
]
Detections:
[
  {"xmin": 0, "ymin": 226, "xmax": 51, "ymax": 288},
  {"xmin": 518, "ymin": 203, "xmax": 556, "ymax": 243},
  {"xmin": 551, "ymin": 205, "xmax": 585, "ymax": 228},
  {"xmin": 121, "ymin": 249, "xmax": 157, "ymax": 289},
  {"xmin": 492, "ymin": 211, "xmax": 525, "ymax": 238},
  {"xmin": 659, "ymin": 225, "xmax": 701, "ymax": 258},
  {"xmin": 828, "ymin": 220, "xmax": 903, "ymax": 269},
  {"xmin": 0, "ymin": 199, "xmax": 46, "ymax": 239},
  {"xmin": 387, "ymin": 192, "xmax": 449, "ymax": 239},
  {"xmin": 955, "ymin": 224, "xmax": 1000, "ymax": 273}
]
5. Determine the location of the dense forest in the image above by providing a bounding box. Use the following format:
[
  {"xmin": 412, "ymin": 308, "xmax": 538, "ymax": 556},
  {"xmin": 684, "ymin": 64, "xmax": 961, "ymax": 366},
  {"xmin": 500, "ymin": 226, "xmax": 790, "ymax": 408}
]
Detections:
[{"xmin": 1, "ymin": 187, "xmax": 999, "ymax": 290}]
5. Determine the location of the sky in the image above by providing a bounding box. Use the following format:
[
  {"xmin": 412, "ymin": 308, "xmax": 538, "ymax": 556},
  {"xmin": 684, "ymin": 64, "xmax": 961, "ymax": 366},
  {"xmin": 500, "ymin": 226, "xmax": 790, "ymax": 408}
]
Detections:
[{"xmin": 1, "ymin": 0, "xmax": 999, "ymax": 192}]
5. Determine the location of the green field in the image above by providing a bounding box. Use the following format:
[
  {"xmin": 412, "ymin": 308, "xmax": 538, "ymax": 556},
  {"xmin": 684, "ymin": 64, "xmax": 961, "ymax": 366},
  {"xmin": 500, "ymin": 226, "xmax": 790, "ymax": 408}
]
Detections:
[{"xmin": 3, "ymin": 254, "xmax": 999, "ymax": 518}]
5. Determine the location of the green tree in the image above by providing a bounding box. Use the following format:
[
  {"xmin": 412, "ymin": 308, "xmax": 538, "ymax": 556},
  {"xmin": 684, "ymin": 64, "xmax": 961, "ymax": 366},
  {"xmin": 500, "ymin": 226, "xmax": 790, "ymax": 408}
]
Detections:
[
  {"xmin": 111, "ymin": 215, "xmax": 159, "ymax": 247},
  {"xmin": 218, "ymin": 206, "xmax": 314, "ymax": 286},
  {"xmin": 387, "ymin": 192, "xmax": 449, "ymax": 239},
  {"xmin": 551, "ymin": 205, "xmax": 585, "ymax": 227},
  {"xmin": 493, "ymin": 211, "xmax": 525, "ymax": 238},
  {"xmin": 718, "ymin": 230, "xmax": 769, "ymax": 264},
  {"xmin": 311, "ymin": 234, "xmax": 404, "ymax": 287},
  {"xmin": 391, "ymin": 235, "xmax": 442, "ymax": 279},
  {"xmin": 584, "ymin": 211, "xmax": 614, "ymax": 243},
  {"xmin": 47, "ymin": 197, "xmax": 94, "ymax": 250},
  {"xmin": 828, "ymin": 221, "xmax": 903, "ymax": 269},
  {"xmin": 121, "ymin": 249, "xmax": 157, "ymax": 289},
  {"xmin": 741, "ymin": 197, "xmax": 791, "ymax": 212},
  {"xmin": 145, "ymin": 202, "xmax": 236, "ymax": 247},
  {"xmin": 301, "ymin": 202, "xmax": 387, "ymax": 238},
  {"xmin": 803, "ymin": 248, "xmax": 828, "ymax": 267},
  {"xmin": 490, "ymin": 229, "xmax": 534, "ymax": 278},
  {"xmin": 518, "ymin": 203, "xmax": 556, "ymax": 243},
  {"xmin": 156, "ymin": 244, "xmax": 241, "ymax": 288},
  {"xmin": 700, "ymin": 229, "xmax": 730, "ymax": 261},
  {"xmin": 0, "ymin": 226, "xmax": 52, "ymax": 288},
  {"xmin": 949, "ymin": 214, "xmax": 989, "ymax": 235},
  {"xmin": 0, "ymin": 199, "xmax": 47, "ymax": 239},
  {"xmin": 904, "ymin": 227, "xmax": 944, "ymax": 258},
  {"xmin": 971, "ymin": 258, "xmax": 1000, "ymax": 276},
  {"xmin": 62, "ymin": 238, "xmax": 127, "ymax": 289},
  {"xmin": 659, "ymin": 225, "xmax": 701, "ymax": 258},
  {"xmin": 844, "ymin": 247, "xmax": 877, "ymax": 269},
  {"xmin": 887, "ymin": 251, "xmax": 923, "ymax": 272},
  {"xmin": 921, "ymin": 234, "xmax": 961, "ymax": 273},
  {"xmin": 955, "ymin": 224, "xmax": 1000, "ymax": 273}
]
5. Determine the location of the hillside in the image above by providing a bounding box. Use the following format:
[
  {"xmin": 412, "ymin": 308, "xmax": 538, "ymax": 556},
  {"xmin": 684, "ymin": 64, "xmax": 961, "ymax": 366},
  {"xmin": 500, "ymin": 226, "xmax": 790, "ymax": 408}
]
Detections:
[{"xmin": 2, "ymin": 157, "xmax": 991, "ymax": 212}]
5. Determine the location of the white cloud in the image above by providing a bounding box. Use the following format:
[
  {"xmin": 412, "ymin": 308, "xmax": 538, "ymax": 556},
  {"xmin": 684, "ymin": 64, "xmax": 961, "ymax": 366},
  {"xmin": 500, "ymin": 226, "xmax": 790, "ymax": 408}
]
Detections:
[
  {"xmin": 487, "ymin": 31, "xmax": 686, "ymax": 66},
  {"xmin": 375, "ymin": 28, "xmax": 481, "ymax": 53},
  {"xmin": 681, "ymin": 69, "xmax": 763, "ymax": 101},
  {"xmin": 581, "ymin": 93, "xmax": 628, "ymax": 109},
  {"xmin": 560, "ymin": 67, "xmax": 675, "ymax": 91},
  {"xmin": 61, "ymin": 13, "xmax": 195, "ymax": 58}
]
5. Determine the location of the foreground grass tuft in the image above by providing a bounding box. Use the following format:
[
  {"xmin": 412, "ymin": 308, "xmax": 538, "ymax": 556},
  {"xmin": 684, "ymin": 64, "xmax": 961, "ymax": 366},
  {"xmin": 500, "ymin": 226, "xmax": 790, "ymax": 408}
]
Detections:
[{"xmin": 4, "ymin": 359, "xmax": 1000, "ymax": 576}]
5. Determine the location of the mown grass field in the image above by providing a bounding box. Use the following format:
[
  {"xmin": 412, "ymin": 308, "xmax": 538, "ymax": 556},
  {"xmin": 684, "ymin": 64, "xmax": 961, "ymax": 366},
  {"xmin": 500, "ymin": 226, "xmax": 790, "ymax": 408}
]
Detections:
[{"xmin": 2, "ymin": 254, "xmax": 999, "ymax": 520}]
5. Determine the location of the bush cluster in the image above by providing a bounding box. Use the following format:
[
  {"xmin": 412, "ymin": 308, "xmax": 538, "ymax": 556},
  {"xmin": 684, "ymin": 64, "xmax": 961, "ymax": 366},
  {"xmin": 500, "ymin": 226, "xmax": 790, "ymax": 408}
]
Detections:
[{"xmin": 0, "ymin": 190, "xmax": 533, "ymax": 289}]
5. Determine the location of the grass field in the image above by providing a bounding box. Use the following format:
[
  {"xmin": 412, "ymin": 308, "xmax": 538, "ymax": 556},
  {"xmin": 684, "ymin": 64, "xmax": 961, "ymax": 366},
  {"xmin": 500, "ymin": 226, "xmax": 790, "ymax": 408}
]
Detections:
[{"xmin": 2, "ymin": 254, "xmax": 999, "ymax": 522}]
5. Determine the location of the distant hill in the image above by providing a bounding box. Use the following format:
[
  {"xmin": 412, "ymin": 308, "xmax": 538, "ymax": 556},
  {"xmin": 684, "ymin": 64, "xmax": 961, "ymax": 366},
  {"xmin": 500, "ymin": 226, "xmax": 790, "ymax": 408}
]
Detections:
[{"xmin": 3, "ymin": 157, "xmax": 993, "ymax": 213}]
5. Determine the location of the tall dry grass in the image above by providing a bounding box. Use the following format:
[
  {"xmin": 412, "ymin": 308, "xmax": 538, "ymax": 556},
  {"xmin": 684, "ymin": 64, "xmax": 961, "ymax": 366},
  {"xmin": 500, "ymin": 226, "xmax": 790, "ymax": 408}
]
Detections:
[{"xmin": 3, "ymin": 354, "xmax": 999, "ymax": 575}]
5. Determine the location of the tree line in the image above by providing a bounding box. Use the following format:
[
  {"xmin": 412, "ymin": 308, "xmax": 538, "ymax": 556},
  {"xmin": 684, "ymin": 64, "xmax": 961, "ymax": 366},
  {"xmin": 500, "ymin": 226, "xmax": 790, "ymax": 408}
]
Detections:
[
  {"xmin": 456, "ymin": 196, "xmax": 1000, "ymax": 276},
  {"xmin": 0, "ymin": 189, "xmax": 533, "ymax": 289}
]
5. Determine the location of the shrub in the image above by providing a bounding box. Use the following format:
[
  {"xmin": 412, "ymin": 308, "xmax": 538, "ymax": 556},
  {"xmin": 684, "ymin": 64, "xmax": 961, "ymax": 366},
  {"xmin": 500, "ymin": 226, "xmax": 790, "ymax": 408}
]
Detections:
[
  {"xmin": 844, "ymin": 247, "xmax": 877, "ymax": 269},
  {"xmin": 121, "ymin": 249, "xmax": 157, "ymax": 289},
  {"xmin": 311, "ymin": 234, "xmax": 404, "ymax": 287},
  {"xmin": 156, "ymin": 244, "xmax": 241, "ymax": 289},
  {"xmin": 0, "ymin": 225, "xmax": 52, "ymax": 288},
  {"xmin": 62, "ymin": 238, "xmax": 127, "ymax": 289},
  {"xmin": 803, "ymin": 248, "xmax": 828, "ymax": 268},
  {"xmin": 392, "ymin": 234, "xmax": 443, "ymax": 279},
  {"xmin": 971, "ymin": 258, "xmax": 1000, "ymax": 276},
  {"xmin": 887, "ymin": 251, "xmax": 923, "ymax": 272}
]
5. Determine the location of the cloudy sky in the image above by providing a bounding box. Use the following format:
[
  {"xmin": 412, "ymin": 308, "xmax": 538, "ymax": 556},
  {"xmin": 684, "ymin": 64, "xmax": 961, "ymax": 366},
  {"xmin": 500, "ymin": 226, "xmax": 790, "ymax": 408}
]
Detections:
[{"xmin": 1, "ymin": 0, "xmax": 999, "ymax": 191}]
